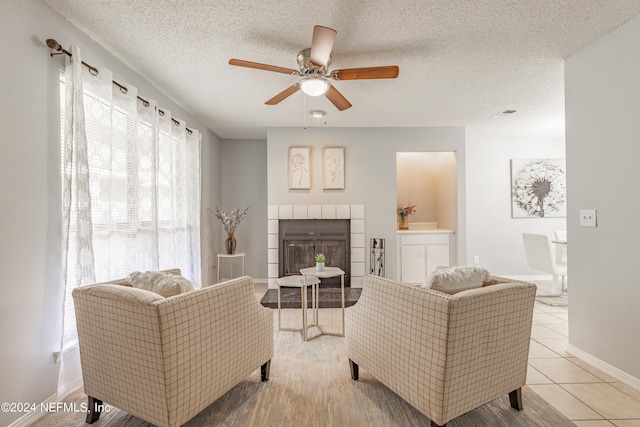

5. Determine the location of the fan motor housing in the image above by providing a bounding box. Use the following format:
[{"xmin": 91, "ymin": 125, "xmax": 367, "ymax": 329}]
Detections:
[{"xmin": 297, "ymin": 48, "xmax": 331, "ymax": 75}]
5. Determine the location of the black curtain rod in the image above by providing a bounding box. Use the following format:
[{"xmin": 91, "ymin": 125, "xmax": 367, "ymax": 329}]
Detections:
[{"xmin": 46, "ymin": 38, "xmax": 193, "ymax": 135}]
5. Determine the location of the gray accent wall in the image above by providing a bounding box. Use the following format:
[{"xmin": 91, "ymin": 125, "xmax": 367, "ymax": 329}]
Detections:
[{"xmin": 219, "ymin": 139, "xmax": 268, "ymax": 281}]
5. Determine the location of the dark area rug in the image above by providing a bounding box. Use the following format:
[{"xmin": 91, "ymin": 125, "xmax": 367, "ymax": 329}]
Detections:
[{"xmin": 260, "ymin": 287, "xmax": 361, "ymax": 308}]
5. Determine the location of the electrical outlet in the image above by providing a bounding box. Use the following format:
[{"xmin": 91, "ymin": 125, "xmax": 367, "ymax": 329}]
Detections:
[
  {"xmin": 580, "ymin": 209, "xmax": 597, "ymax": 227},
  {"xmin": 473, "ymin": 256, "xmax": 480, "ymax": 264}
]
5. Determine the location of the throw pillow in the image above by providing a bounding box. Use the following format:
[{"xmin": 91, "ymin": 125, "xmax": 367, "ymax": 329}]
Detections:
[
  {"xmin": 128, "ymin": 271, "xmax": 195, "ymax": 298},
  {"xmin": 425, "ymin": 266, "xmax": 491, "ymax": 294}
]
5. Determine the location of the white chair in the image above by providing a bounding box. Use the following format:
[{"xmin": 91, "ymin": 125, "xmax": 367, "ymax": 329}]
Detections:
[
  {"xmin": 522, "ymin": 233, "xmax": 567, "ymax": 296},
  {"xmin": 554, "ymin": 230, "xmax": 567, "ymax": 265}
]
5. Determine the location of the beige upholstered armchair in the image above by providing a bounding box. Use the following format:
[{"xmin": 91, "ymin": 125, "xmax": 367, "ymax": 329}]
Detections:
[
  {"xmin": 346, "ymin": 275, "xmax": 536, "ymax": 427},
  {"xmin": 73, "ymin": 271, "xmax": 273, "ymax": 427}
]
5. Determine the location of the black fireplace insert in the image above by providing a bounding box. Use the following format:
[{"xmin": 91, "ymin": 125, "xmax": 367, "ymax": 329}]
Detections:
[{"xmin": 278, "ymin": 219, "xmax": 350, "ymax": 287}]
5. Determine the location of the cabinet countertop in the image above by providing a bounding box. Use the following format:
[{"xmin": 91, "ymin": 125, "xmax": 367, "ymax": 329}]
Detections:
[{"xmin": 397, "ymin": 229, "xmax": 455, "ymax": 234}]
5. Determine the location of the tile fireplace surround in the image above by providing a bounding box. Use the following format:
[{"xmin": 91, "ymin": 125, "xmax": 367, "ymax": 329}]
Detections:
[{"xmin": 268, "ymin": 204, "xmax": 365, "ymax": 289}]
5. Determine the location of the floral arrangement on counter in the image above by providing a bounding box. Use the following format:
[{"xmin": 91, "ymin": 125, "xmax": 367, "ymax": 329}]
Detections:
[{"xmin": 397, "ymin": 203, "xmax": 417, "ymax": 218}]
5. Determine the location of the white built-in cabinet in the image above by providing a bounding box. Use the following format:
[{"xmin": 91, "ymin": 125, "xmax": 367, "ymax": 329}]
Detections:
[{"xmin": 397, "ymin": 230, "xmax": 456, "ymax": 284}]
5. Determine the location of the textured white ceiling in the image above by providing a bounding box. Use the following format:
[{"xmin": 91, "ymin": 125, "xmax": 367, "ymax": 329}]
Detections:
[{"xmin": 43, "ymin": 0, "xmax": 640, "ymax": 140}]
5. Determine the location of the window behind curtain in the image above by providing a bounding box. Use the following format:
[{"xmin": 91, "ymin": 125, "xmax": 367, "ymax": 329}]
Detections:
[{"xmin": 59, "ymin": 73, "xmax": 201, "ymax": 338}]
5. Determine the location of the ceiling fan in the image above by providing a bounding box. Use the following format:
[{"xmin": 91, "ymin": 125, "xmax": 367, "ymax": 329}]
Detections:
[{"xmin": 229, "ymin": 25, "xmax": 399, "ymax": 111}]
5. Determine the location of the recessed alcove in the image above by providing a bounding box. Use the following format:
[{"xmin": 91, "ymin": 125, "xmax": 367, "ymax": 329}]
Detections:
[{"xmin": 396, "ymin": 152, "xmax": 458, "ymax": 231}]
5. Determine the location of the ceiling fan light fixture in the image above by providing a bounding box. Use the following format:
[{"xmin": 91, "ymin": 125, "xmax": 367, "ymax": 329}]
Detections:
[
  {"xmin": 300, "ymin": 77, "xmax": 329, "ymax": 96},
  {"xmin": 230, "ymin": 25, "xmax": 398, "ymax": 111}
]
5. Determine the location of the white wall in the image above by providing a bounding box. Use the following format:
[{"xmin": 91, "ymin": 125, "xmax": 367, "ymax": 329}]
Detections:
[
  {"xmin": 565, "ymin": 14, "xmax": 640, "ymax": 383},
  {"xmin": 267, "ymin": 127, "xmax": 466, "ymax": 279},
  {"xmin": 464, "ymin": 137, "xmax": 566, "ymax": 274},
  {"xmin": 0, "ymin": 1, "xmax": 221, "ymax": 424},
  {"xmin": 220, "ymin": 139, "xmax": 268, "ymax": 281}
]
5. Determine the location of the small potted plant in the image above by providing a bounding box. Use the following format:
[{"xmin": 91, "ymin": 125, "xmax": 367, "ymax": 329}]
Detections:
[{"xmin": 315, "ymin": 253, "xmax": 326, "ymax": 271}]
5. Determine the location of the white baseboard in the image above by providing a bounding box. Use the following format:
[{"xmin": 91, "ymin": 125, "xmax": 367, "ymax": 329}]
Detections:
[
  {"xmin": 6, "ymin": 394, "xmax": 55, "ymax": 427},
  {"xmin": 567, "ymin": 344, "xmax": 640, "ymax": 392}
]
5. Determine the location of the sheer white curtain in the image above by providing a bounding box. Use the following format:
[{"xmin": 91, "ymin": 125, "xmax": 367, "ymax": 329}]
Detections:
[
  {"xmin": 58, "ymin": 45, "xmax": 96, "ymax": 399},
  {"xmin": 58, "ymin": 45, "xmax": 201, "ymax": 398}
]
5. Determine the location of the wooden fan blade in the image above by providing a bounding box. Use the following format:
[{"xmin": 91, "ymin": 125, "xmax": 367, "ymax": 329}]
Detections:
[
  {"xmin": 229, "ymin": 59, "xmax": 298, "ymax": 75},
  {"xmin": 325, "ymin": 85, "xmax": 352, "ymax": 111},
  {"xmin": 310, "ymin": 25, "xmax": 337, "ymax": 67},
  {"xmin": 265, "ymin": 84, "xmax": 300, "ymax": 105},
  {"xmin": 333, "ymin": 66, "xmax": 399, "ymax": 80}
]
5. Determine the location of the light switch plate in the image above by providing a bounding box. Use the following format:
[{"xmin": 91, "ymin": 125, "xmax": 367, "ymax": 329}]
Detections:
[{"xmin": 580, "ymin": 209, "xmax": 597, "ymax": 227}]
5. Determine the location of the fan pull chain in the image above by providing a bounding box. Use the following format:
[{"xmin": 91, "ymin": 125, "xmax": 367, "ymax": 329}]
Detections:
[
  {"xmin": 323, "ymin": 97, "xmax": 327, "ymax": 126},
  {"xmin": 303, "ymin": 94, "xmax": 307, "ymax": 130}
]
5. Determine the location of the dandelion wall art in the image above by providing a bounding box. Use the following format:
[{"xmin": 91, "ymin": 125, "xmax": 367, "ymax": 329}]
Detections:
[{"xmin": 511, "ymin": 158, "xmax": 566, "ymax": 218}]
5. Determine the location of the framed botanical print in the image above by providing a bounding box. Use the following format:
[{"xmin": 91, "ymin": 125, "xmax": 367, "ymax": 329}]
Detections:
[
  {"xmin": 288, "ymin": 146, "xmax": 311, "ymax": 190},
  {"xmin": 323, "ymin": 146, "xmax": 344, "ymax": 190}
]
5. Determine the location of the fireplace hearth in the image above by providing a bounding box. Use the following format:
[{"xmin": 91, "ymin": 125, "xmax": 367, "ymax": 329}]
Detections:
[{"xmin": 279, "ymin": 219, "xmax": 350, "ymax": 287}]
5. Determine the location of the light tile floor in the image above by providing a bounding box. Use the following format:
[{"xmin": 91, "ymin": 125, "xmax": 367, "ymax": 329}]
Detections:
[
  {"xmin": 528, "ymin": 282, "xmax": 640, "ymax": 425},
  {"xmin": 255, "ymin": 281, "xmax": 640, "ymax": 425}
]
